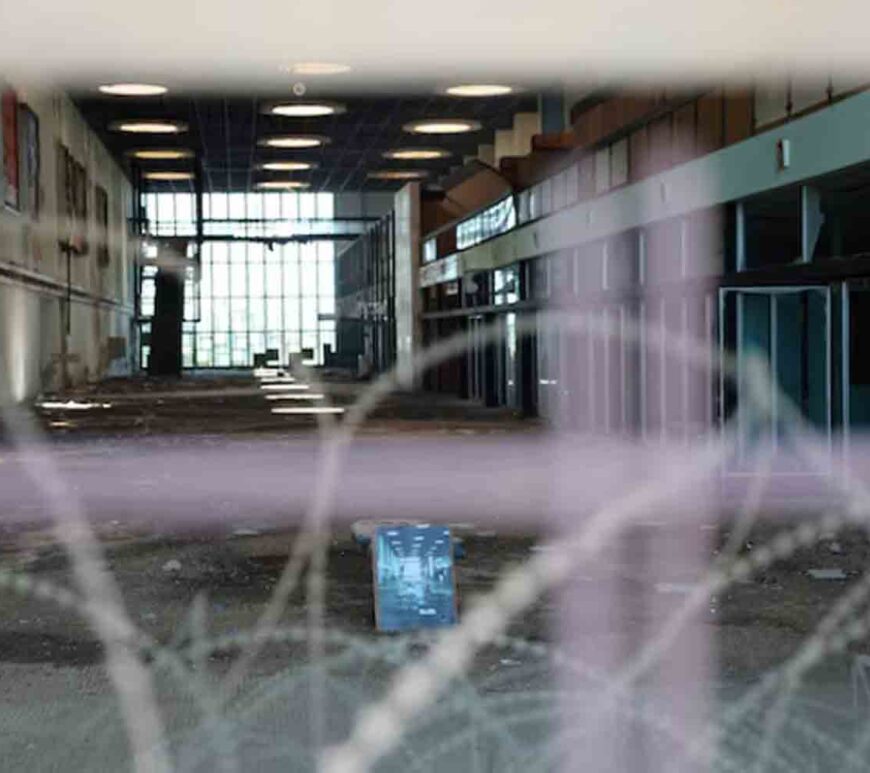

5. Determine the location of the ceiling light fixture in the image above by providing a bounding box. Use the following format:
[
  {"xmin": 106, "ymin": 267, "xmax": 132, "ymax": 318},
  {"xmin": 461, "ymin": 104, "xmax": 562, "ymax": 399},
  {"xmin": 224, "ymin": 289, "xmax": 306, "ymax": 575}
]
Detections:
[
  {"xmin": 143, "ymin": 171, "xmax": 194, "ymax": 181},
  {"xmin": 289, "ymin": 62, "xmax": 351, "ymax": 76},
  {"xmin": 255, "ymin": 180, "xmax": 311, "ymax": 190},
  {"xmin": 110, "ymin": 119, "xmax": 187, "ymax": 134},
  {"xmin": 127, "ymin": 148, "xmax": 193, "ymax": 160},
  {"xmin": 403, "ymin": 119, "xmax": 481, "ymax": 135},
  {"xmin": 367, "ymin": 170, "xmax": 429, "ymax": 180},
  {"xmin": 445, "ymin": 84, "xmax": 514, "ymax": 97},
  {"xmin": 259, "ymin": 160, "xmax": 317, "ymax": 172},
  {"xmin": 383, "ymin": 148, "xmax": 451, "ymax": 161},
  {"xmin": 99, "ymin": 83, "xmax": 168, "ymax": 97},
  {"xmin": 259, "ymin": 135, "xmax": 330, "ymax": 149},
  {"xmin": 269, "ymin": 101, "xmax": 345, "ymax": 118}
]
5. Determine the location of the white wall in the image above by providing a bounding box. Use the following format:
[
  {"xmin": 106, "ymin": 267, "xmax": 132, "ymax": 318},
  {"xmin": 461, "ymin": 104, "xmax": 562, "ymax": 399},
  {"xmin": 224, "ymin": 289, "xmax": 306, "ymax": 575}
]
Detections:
[{"xmin": 0, "ymin": 83, "xmax": 134, "ymax": 402}]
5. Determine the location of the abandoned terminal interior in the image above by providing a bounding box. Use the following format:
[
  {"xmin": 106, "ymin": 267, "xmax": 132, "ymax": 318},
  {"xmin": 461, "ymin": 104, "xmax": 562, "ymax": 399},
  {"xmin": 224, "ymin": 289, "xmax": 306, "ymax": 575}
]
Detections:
[{"xmin": 2, "ymin": 32, "xmax": 870, "ymax": 772}]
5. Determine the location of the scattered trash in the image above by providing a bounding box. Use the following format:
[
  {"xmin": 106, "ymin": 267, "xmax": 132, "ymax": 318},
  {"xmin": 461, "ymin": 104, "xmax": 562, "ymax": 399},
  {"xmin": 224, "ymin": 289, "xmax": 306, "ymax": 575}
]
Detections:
[
  {"xmin": 655, "ymin": 582, "xmax": 696, "ymax": 595},
  {"xmin": 232, "ymin": 528, "xmax": 260, "ymax": 537},
  {"xmin": 807, "ymin": 568, "xmax": 847, "ymax": 581},
  {"xmin": 162, "ymin": 559, "xmax": 182, "ymax": 573},
  {"xmin": 500, "ymin": 658, "xmax": 521, "ymax": 666},
  {"xmin": 829, "ymin": 541, "xmax": 843, "ymax": 554}
]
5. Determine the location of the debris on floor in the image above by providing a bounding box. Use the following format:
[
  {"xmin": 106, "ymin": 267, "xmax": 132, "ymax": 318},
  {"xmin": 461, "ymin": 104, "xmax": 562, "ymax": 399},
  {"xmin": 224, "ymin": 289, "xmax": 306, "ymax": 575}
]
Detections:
[
  {"xmin": 806, "ymin": 568, "xmax": 847, "ymax": 581},
  {"xmin": 232, "ymin": 528, "xmax": 261, "ymax": 537}
]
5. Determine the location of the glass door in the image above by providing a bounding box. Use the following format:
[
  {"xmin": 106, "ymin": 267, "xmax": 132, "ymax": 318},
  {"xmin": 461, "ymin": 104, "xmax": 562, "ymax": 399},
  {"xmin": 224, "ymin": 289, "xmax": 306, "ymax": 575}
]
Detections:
[{"xmin": 719, "ymin": 286, "xmax": 832, "ymax": 474}]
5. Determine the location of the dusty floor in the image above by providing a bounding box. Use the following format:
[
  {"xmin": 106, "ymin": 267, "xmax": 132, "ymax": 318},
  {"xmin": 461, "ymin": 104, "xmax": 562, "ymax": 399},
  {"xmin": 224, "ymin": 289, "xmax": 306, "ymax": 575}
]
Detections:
[{"xmin": 1, "ymin": 372, "xmax": 869, "ymax": 771}]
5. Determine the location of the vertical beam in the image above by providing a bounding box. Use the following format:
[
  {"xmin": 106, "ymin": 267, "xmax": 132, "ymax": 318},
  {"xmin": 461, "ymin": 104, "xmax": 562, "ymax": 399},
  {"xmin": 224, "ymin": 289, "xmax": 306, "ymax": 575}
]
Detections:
[
  {"xmin": 770, "ymin": 294, "xmax": 778, "ymax": 451},
  {"xmin": 619, "ymin": 304, "xmax": 627, "ymax": 434},
  {"xmin": 826, "ymin": 286, "xmax": 833, "ymax": 462},
  {"xmin": 660, "ymin": 296, "xmax": 667, "ymax": 442},
  {"xmin": 735, "ymin": 201, "xmax": 746, "ymax": 272},
  {"xmin": 842, "ymin": 281, "xmax": 851, "ymax": 472},
  {"xmin": 682, "ymin": 296, "xmax": 690, "ymax": 443},
  {"xmin": 640, "ymin": 300, "xmax": 648, "ymax": 440},
  {"xmin": 801, "ymin": 184, "xmax": 824, "ymax": 263},
  {"xmin": 736, "ymin": 292, "xmax": 745, "ymax": 464},
  {"xmin": 603, "ymin": 306, "xmax": 610, "ymax": 434}
]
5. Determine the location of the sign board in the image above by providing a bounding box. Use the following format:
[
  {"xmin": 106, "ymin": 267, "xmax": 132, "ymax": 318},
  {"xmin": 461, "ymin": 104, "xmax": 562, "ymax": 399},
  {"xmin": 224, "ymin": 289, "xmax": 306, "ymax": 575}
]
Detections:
[
  {"xmin": 419, "ymin": 253, "xmax": 461, "ymax": 288},
  {"xmin": 373, "ymin": 525, "xmax": 457, "ymax": 632}
]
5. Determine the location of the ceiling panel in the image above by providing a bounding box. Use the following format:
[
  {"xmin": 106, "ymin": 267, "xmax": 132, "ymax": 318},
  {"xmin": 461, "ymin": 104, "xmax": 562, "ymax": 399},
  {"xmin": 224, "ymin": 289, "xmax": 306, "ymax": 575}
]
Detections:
[{"xmin": 71, "ymin": 89, "xmax": 537, "ymax": 193}]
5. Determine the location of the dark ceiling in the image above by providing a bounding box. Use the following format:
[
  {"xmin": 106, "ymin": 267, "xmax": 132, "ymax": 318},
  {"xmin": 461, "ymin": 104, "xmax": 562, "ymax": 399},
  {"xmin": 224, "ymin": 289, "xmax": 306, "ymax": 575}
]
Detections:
[{"xmin": 72, "ymin": 90, "xmax": 537, "ymax": 193}]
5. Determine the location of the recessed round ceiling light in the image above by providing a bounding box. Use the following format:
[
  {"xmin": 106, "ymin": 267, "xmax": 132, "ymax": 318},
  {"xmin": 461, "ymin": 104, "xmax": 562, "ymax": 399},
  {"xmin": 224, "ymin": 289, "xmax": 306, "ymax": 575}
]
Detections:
[
  {"xmin": 259, "ymin": 135, "xmax": 330, "ymax": 149},
  {"xmin": 445, "ymin": 84, "xmax": 514, "ymax": 97},
  {"xmin": 259, "ymin": 160, "xmax": 317, "ymax": 172},
  {"xmin": 269, "ymin": 101, "xmax": 345, "ymax": 118},
  {"xmin": 256, "ymin": 180, "xmax": 311, "ymax": 190},
  {"xmin": 383, "ymin": 148, "xmax": 451, "ymax": 161},
  {"xmin": 143, "ymin": 171, "xmax": 194, "ymax": 181},
  {"xmin": 110, "ymin": 119, "xmax": 187, "ymax": 134},
  {"xmin": 99, "ymin": 83, "xmax": 168, "ymax": 97},
  {"xmin": 368, "ymin": 170, "xmax": 429, "ymax": 181},
  {"xmin": 403, "ymin": 119, "xmax": 481, "ymax": 135},
  {"xmin": 127, "ymin": 148, "xmax": 193, "ymax": 160},
  {"xmin": 289, "ymin": 62, "xmax": 351, "ymax": 76}
]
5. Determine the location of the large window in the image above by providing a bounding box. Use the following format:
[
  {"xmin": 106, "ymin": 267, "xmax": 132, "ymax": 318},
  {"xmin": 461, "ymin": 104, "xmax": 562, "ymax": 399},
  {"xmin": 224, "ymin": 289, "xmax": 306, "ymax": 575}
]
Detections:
[{"xmin": 140, "ymin": 192, "xmax": 337, "ymax": 368}]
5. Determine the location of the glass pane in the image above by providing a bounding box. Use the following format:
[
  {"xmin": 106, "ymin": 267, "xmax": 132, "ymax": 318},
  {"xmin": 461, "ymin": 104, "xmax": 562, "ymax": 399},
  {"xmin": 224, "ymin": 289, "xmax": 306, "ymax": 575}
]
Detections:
[
  {"xmin": 282, "ymin": 193, "xmax": 298, "ymax": 220},
  {"xmin": 265, "ymin": 262, "xmax": 283, "ymax": 297},
  {"xmin": 212, "ymin": 298, "xmax": 230, "ymax": 331},
  {"xmin": 284, "ymin": 297, "xmax": 300, "ymax": 329},
  {"xmin": 266, "ymin": 298, "xmax": 282, "ymax": 329},
  {"xmin": 209, "ymin": 193, "xmax": 228, "ymax": 221},
  {"xmin": 249, "ymin": 332, "xmax": 266, "ymax": 356},
  {"xmin": 316, "ymin": 192, "xmax": 334, "ymax": 219},
  {"xmin": 318, "ymin": 295, "xmax": 335, "ymax": 315},
  {"xmin": 301, "ymin": 261, "xmax": 317, "ymax": 296},
  {"xmin": 299, "ymin": 193, "xmax": 316, "ymax": 220},
  {"xmin": 302, "ymin": 297, "xmax": 317, "ymax": 329},
  {"xmin": 212, "ymin": 263, "xmax": 229, "ymax": 298},
  {"xmin": 248, "ymin": 301, "xmax": 265, "ymax": 331},
  {"xmin": 264, "ymin": 193, "xmax": 281, "ymax": 220},
  {"xmin": 286, "ymin": 330, "xmax": 301, "ymax": 353},
  {"xmin": 230, "ymin": 298, "xmax": 247, "ymax": 331},
  {"xmin": 249, "ymin": 260, "xmax": 265, "ymax": 298}
]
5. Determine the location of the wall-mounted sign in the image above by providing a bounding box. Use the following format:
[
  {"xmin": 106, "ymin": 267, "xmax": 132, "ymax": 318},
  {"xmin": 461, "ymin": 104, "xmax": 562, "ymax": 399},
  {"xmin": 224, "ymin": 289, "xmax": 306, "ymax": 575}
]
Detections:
[
  {"xmin": 373, "ymin": 525, "xmax": 457, "ymax": 632},
  {"xmin": 419, "ymin": 253, "xmax": 460, "ymax": 288},
  {"xmin": 2, "ymin": 90, "xmax": 19, "ymax": 210}
]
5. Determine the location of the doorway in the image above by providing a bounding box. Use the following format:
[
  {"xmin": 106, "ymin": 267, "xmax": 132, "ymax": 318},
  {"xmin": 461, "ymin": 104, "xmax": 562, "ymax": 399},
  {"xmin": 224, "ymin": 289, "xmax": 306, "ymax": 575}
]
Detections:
[{"xmin": 719, "ymin": 286, "xmax": 831, "ymax": 474}]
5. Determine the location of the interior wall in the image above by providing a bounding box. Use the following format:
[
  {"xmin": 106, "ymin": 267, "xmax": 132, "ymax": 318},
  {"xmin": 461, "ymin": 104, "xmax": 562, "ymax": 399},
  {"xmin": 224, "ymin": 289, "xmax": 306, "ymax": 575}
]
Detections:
[{"xmin": 0, "ymin": 83, "xmax": 133, "ymax": 402}]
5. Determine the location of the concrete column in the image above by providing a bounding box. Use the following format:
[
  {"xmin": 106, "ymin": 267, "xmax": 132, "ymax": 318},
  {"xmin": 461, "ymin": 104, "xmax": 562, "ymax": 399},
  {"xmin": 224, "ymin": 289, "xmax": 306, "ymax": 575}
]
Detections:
[
  {"xmin": 801, "ymin": 185, "xmax": 824, "ymax": 263},
  {"xmin": 394, "ymin": 182, "xmax": 422, "ymax": 388}
]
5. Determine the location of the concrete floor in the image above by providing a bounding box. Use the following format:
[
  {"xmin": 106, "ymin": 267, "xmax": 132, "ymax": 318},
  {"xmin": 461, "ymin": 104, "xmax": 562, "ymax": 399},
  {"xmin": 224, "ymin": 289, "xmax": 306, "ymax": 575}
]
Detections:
[{"xmin": 1, "ymin": 372, "xmax": 869, "ymax": 771}]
